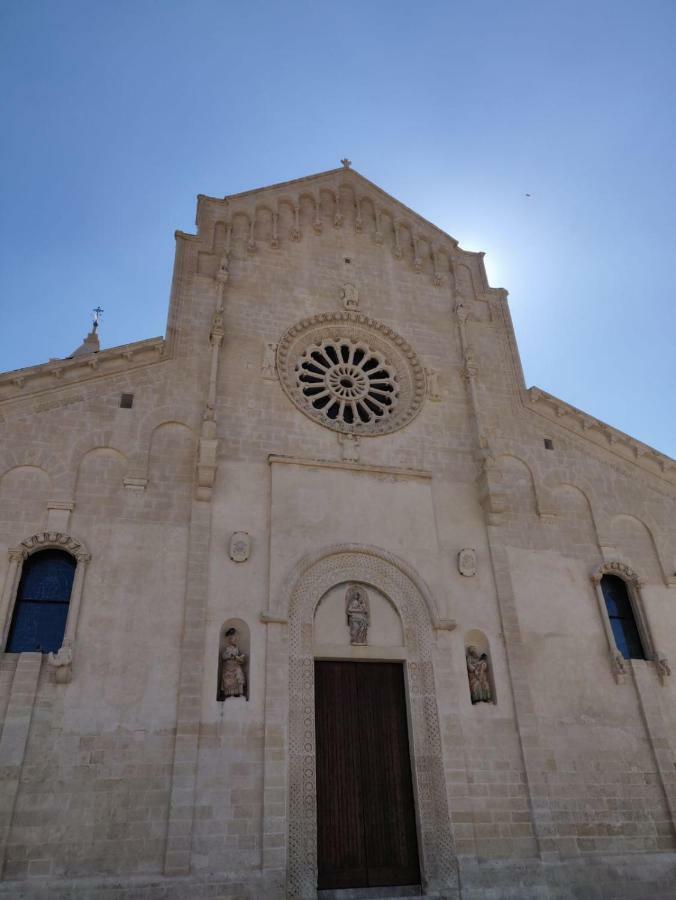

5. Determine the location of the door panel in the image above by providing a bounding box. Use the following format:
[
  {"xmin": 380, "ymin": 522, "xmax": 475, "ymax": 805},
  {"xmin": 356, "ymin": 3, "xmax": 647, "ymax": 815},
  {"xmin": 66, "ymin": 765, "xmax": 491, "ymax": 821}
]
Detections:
[
  {"xmin": 315, "ymin": 661, "xmax": 368, "ymax": 889},
  {"xmin": 315, "ymin": 660, "xmax": 420, "ymax": 890},
  {"xmin": 358, "ymin": 663, "xmax": 421, "ymax": 887}
]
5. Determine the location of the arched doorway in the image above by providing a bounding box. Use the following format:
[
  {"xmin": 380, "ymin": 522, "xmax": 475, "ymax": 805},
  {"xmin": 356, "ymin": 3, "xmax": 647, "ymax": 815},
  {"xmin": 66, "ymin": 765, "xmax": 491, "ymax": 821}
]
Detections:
[{"xmin": 261, "ymin": 545, "xmax": 458, "ymax": 898}]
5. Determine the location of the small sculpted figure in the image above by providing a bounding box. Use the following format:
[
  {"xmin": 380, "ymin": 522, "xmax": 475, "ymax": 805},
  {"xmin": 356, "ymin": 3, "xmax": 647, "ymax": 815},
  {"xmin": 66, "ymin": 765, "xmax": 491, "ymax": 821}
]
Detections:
[
  {"xmin": 466, "ymin": 645, "xmax": 492, "ymax": 704},
  {"xmin": 221, "ymin": 627, "xmax": 246, "ymax": 698},
  {"xmin": 346, "ymin": 584, "xmax": 370, "ymax": 645}
]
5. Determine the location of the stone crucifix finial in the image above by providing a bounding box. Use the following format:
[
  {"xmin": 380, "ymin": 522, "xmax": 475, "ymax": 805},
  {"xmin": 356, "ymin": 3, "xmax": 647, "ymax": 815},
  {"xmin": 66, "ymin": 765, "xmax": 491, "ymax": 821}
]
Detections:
[{"xmin": 340, "ymin": 158, "xmax": 352, "ymax": 169}]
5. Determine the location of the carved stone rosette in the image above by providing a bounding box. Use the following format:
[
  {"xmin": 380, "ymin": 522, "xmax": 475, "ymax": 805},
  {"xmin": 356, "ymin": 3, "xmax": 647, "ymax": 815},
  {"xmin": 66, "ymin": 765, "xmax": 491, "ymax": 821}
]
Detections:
[{"xmin": 276, "ymin": 311, "xmax": 426, "ymax": 436}]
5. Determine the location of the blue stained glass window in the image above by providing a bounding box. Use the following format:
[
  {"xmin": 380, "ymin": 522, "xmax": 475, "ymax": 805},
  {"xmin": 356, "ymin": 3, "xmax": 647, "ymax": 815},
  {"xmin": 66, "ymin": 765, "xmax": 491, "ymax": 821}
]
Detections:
[
  {"xmin": 601, "ymin": 574, "xmax": 646, "ymax": 661},
  {"xmin": 6, "ymin": 550, "xmax": 76, "ymax": 653}
]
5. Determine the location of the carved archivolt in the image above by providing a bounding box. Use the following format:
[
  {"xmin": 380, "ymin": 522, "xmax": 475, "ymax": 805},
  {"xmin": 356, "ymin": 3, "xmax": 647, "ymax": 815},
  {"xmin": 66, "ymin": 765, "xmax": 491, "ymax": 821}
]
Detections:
[
  {"xmin": 13, "ymin": 531, "xmax": 90, "ymax": 562},
  {"xmin": 276, "ymin": 312, "xmax": 426, "ymax": 436},
  {"xmin": 591, "ymin": 560, "xmax": 642, "ymax": 586},
  {"xmin": 283, "ymin": 546, "xmax": 457, "ymax": 897}
]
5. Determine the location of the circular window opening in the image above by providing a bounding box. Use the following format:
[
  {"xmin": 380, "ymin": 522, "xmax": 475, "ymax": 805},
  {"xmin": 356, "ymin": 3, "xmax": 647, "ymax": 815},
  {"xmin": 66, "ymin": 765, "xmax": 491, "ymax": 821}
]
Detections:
[{"xmin": 296, "ymin": 339, "xmax": 399, "ymax": 427}]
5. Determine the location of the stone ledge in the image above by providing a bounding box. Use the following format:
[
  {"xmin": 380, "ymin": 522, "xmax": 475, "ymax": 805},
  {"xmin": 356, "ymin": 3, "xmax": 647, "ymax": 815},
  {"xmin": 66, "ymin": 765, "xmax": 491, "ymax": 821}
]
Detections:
[
  {"xmin": 0, "ymin": 337, "xmax": 166, "ymax": 404},
  {"xmin": 525, "ymin": 385, "xmax": 676, "ymax": 484},
  {"xmin": 268, "ymin": 453, "xmax": 433, "ymax": 480}
]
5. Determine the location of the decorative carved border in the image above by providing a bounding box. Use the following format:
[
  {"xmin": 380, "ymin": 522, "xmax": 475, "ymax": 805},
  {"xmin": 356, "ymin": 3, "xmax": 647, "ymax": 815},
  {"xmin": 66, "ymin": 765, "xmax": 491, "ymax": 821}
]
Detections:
[
  {"xmin": 1, "ymin": 532, "xmax": 91, "ymax": 678},
  {"xmin": 526, "ymin": 386, "xmax": 676, "ymax": 484},
  {"xmin": 0, "ymin": 338, "xmax": 166, "ymax": 405},
  {"xmin": 14, "ymin": 530, "xmax": 90, "ymax": 562},
  {"xmin": 276, "ymin": 312, "xmax": 427, "ymax": 436},
  {"xmin": 281, "ymin": 547, "xmax": 457, "ymax": 897},
  {"xmin": 590, "ymin": 560, "xmax": 670, "ymax": 682}
]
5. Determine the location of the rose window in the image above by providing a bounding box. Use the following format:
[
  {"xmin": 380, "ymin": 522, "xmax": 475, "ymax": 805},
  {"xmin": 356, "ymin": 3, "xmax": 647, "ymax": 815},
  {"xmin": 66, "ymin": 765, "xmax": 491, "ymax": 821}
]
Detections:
[
  {"xmin": 276, "ymin": 311, "xmax": 426, "ymax": 436},
  {"xmin": 296, "ymin": 340, "xmax": 398, "ymax": 425}
]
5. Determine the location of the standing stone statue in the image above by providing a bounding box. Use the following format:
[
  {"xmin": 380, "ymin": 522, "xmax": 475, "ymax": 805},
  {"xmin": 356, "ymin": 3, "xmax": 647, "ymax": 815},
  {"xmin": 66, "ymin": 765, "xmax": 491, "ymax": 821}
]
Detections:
[
  {"xmin": 346, "ymin": 584, "xmax": 370, "ymax": 645},
  {"xmin": 221, "ymin": 627, "xmax": 246, "ymax": 698},
  {"xmin": 466, "ymin": 645, "xmax": 492, "ymax": 704}
]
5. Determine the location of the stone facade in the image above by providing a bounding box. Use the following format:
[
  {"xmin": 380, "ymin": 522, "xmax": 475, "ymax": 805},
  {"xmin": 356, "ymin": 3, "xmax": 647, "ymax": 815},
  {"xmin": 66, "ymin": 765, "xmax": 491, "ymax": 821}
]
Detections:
[{"xmin": 0, "ymin": 164, "xmax": 675, "ymax": 898}]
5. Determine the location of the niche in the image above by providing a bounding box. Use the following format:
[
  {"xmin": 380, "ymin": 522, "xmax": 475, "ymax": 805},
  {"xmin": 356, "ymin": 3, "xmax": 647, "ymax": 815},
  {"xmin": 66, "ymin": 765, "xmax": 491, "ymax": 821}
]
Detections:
[
  {"xmin": 464, "ymin": 629, "xmax": 496, "ymax": 705},
  {"xmin": 217, "ymin": 618, "xmax": 250, "ymax": 701}
]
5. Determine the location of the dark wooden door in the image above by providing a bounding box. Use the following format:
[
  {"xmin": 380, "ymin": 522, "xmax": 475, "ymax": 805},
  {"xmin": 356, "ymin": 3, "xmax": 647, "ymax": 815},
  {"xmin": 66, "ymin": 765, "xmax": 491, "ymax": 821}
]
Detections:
[{"xmin": 315, "ymin": 660, "xmax": 420, "ymax": 890}]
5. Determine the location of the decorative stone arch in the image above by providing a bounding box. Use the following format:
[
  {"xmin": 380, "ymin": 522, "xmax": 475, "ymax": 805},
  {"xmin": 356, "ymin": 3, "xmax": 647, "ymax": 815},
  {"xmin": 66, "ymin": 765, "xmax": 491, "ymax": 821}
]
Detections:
[
  {"xmin": 609, "ymin": 511, "xmax": 672, "ymax": 587},
  {"xmin": 542, "ymin": 473, "xmax": 603, "ymax": 541},
  {"xmin": 267, "ymin": 544, "xmax": 457, "ymax": 898},
  {"xmin": 590, "ymin": 560, "xmax": 670, "ymax": 682},
  {"xmin": 0, "ymin": 531, "xmax": 91, "ymax": 680}
]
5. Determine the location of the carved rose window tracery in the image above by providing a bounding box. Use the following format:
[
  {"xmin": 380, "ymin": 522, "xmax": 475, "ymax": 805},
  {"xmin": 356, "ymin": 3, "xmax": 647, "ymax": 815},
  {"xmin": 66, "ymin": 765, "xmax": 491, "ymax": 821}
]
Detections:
[
  {"xmin": 276, "ymin": 312, "xmax": 426, "ymax": 436},
  {"xmin": 297, "ymin": 339, "xmax": 398, "ymax": 426}
]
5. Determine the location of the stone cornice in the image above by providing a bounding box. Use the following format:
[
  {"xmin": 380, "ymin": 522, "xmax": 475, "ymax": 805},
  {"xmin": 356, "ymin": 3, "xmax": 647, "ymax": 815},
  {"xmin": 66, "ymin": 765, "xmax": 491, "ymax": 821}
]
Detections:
[
  {"xmin": 0, "ymin": 336, "xmax": 166, "ymax": 404},
  {"xmin": 525, "ymin": 386, "xmax": 676, "ymax": 484},
  {"xmin": 268, "ymin": 454, "xmax": 432, "ymax": 481},
  {"xmin": 191, "ymin": 166, "xmax": 504, "ymax": 296},
  {"xmin": 211, "ymin": 166, "xmax": 461, "ymax": 248}
]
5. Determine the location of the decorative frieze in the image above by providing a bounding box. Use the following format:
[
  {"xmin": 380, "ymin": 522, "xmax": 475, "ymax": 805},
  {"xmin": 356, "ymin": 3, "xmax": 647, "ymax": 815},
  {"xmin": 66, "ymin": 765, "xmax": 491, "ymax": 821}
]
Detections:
[
  {"xmin": 527, "ymin": 386, "xmax": 676, "ymax": 483},
  {"xmin": 0, "ymin": 337, "xmax": 166, "ymax": 404}
]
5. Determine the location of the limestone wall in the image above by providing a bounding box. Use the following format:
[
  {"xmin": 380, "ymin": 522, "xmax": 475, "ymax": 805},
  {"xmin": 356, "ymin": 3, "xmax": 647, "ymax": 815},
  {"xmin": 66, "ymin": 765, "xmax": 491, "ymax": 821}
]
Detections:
[{"xmin": 0, "ymin": 166, "xmax": 673, "ymax": 897}]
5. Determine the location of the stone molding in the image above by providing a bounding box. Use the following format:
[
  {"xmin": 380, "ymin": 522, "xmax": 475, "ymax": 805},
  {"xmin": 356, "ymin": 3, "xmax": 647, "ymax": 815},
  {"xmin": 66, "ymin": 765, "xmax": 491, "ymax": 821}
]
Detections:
[
  {"xmin": 269, "ymin": 542, "xmax": 444, "ymax": 629},
  {"xmin": 526, "ymin": 386, "xmax": 676, "ymax": 484},
  {"xmin": 276, "ymin": 312, "xmax": 426, "ymax": 436},
  {"xmin": 14, "ymin": 530, "xmax": 90, "ymax": 562},
  {"xmin": 590, "ymin": 560, "xmax": 668, "ymax": 683},
  {"xmin": 0, "ymin": 532, "xmax": 91, "ymax": 681},
  {"xmin": 591, "ymin": 559, "xmax": 642, "ymax": 587},
  {"xmin": 275, "ymin": 545, "xmax": 458, "ymax": 897},
  {"xmin": 0, "ymin": 337, "xmax": 166, "ymax": 404},
  {"xmin": 267, "ymin": 453, "xmax": 432, "ymax": 481},
  {"xmin": 191, "ymin": 167, "xmax": 503, "ymax": 306}
]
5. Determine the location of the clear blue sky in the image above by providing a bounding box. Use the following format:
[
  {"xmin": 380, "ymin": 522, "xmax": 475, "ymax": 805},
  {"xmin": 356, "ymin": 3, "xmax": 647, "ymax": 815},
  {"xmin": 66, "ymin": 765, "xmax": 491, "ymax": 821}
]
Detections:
[{"xmin": 1, "ymin": 1, "xmax": 675, "ymax": 456}]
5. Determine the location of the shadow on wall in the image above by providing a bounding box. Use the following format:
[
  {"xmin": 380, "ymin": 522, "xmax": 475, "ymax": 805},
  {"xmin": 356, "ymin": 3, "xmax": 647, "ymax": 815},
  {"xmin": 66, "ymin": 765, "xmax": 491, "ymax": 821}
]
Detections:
[{"xmin": 217, "ymin": 618, "xmax": 250, "ymax": 702}]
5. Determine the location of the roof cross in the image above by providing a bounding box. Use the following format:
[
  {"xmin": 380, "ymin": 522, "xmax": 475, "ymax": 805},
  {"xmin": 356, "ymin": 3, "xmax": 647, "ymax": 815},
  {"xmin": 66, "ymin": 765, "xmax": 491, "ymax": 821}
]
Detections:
[{"xmin": 340, "ymin": 158, "xmax": 352, "ymax": 169}]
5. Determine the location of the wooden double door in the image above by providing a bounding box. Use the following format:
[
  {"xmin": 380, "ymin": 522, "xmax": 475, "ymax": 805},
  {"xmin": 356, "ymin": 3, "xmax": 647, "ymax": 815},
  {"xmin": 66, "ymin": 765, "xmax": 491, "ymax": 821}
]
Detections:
[{"xmin": 315, "ymin": 660, "xmax": 421, "ymax": 891}]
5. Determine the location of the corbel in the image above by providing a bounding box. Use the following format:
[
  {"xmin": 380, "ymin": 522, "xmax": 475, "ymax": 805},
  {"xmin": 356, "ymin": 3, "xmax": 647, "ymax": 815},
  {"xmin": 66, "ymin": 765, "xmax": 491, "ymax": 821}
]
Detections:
[
  {"xmin": 354, "ymin": 196, "xmax": 363, "ymax": 233},
  {"xmin": 334, "ymin": 190, "xmax": 344, "ymax": 227},
  {"xmin": 393, "ymin": 220, "xmax": 402, "ymax": 259},
  {"xmin": 374, "ymin": 207, "xmax": 383, "ymax": 244},
  {"xmin": 291, "ymin": 203, "xmax": 301, "ymax": 242},
  {"xmin": 271, "ymin": 210, "xmax": 279, "ymax": 248},
  {"xmin": 413, "ymin": 235, "xmax": 423, "ymax": 273},
  {"xmin": 313, "ymin": 194, "xmax": 322, "ymax": 234}
]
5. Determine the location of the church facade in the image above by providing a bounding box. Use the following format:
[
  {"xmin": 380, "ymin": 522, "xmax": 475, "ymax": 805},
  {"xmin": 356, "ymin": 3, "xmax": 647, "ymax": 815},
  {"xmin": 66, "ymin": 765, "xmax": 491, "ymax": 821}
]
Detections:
[{"xmin": 0, "ymin": 164, "xmax": 675, "ymax": 899}]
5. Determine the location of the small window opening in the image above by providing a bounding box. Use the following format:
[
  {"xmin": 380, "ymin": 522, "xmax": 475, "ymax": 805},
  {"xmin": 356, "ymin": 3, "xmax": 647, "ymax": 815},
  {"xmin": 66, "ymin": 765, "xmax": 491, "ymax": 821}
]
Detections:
[
  {"xmin": 7, "ymin": 550, "xmax": 76, "ymax": 653},
  {"xmin": 120, "ymin": 393, "xmax": 134, "ymax": 409},
  {"xmin": 601, "ymin": 574, "xmax": 646, "ymax": 660},
  {"xmin": 544, "ymin": 438, "xmax": 554, "ymax": 450},
  {"xmin": 344, "ymin": 257, "xmax": 351, "ymax": 264}
]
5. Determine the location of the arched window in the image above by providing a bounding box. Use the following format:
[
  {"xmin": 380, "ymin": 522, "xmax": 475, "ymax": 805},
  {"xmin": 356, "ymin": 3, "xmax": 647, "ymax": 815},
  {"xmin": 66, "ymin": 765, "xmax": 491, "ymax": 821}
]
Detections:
[
  {"xmin": 600, "ymin": 574, "xmax": 646, "ymax": 660},
  {"xmin": 6, "ymin": 549, "xmax": 76, "ymax": 653}
]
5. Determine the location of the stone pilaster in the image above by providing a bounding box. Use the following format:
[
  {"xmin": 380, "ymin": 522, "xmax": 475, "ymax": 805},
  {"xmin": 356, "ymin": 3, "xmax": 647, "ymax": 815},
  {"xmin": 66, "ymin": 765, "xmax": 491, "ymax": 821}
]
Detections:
[
  {"xmin": 0, "ymin": 653, "xmax": 42, "ymax": 878},
  {"xmin": 163, "ymin": 499, "xmax": 212, "ymax": 875}
]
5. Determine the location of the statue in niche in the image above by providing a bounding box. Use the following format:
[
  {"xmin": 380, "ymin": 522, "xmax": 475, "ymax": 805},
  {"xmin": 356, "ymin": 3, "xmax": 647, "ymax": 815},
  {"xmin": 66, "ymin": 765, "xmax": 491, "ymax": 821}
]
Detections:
[
  {"xmin": 346, "ymin": 584, "xmax": 370, "ymax": 645},
  {"xmin": 220, "ymin": 627, "xmax": 246, "ymax": 699},
  {"xmin": 466, "ymin": 645, "xmax": 492, "ymax": 704}
]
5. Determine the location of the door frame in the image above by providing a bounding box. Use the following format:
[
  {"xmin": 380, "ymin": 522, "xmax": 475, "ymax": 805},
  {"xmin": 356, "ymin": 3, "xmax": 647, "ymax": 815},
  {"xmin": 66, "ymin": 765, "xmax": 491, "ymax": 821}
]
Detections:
[{"xmin": 261, "ymin": 545, "xmax": 458, "ymax": 899}]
